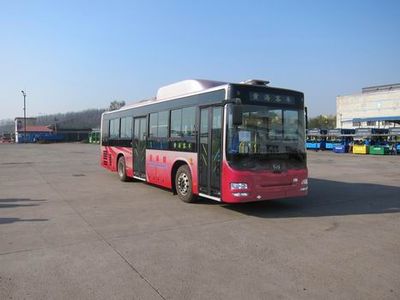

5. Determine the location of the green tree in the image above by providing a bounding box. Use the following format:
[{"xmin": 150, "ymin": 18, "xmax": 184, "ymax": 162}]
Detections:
[{"xmin": 308, "ymin": 115, "xmax": 336, "ymax": 129}]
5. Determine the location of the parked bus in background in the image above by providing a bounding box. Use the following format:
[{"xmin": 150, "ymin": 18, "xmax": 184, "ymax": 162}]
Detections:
[
  {"xmin": 89, "ymin": 129, "xmax": 100, "ymax": 144},
  {"xmin": 100, "ymin": 79, "xmax": 308, "ymax": 203},
  {"xmin": 326, "ymin": 128, "xmax": 355, "ymax": 153},
  {"xmin": 306, "ymin": 129, "xmax": 327, "ymax": 151},
  {"xmin": 353, "ymin": 128, "xmax": 389, "ymax": 155},
  {"xmin": 388, "ymin": 127, "xmax": 400, "ymax": 154}
]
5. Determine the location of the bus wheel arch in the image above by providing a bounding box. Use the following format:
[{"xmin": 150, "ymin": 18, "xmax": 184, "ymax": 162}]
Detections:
[
  {"xmin": 172, "ymin": 161, "xmax": 197, "ymax": 203},
  {"xmin": 117, "ymin": 154, "xmax": 128, "ymax": 182},
  {"xmin": 171, "ymin": 161, "xmax": 187, "ymax": 194}
]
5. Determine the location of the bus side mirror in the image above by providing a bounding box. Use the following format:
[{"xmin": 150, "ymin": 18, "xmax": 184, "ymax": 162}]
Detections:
[{"xmin": 232, "ymin": 105, "xmax": 243, "ymax": 126}]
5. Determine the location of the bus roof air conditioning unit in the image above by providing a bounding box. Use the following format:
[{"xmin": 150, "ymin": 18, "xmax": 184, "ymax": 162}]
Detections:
[
  {"xmin": 241, "ymin": 79, "xmax": 270, "ymax": 86},
  {"xmin": 156, "ymin": 79, "xmax": 227, "ymax": 100}
]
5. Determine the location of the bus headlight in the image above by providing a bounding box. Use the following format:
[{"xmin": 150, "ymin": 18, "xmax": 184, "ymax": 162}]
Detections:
[
  {"xmin": 300, "ymin": 178, "xmax": 308, "ymax": 191},
  {"xmin": 231, "ymin": 183, "xmax": 248, "ymax": 190}
]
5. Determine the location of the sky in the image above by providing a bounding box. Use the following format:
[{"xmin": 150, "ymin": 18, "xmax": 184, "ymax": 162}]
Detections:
[{"xmin": 0, "ymin": 0, "xmax": 399, "ymax": 120}]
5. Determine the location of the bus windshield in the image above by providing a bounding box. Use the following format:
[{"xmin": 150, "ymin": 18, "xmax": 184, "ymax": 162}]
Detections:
[{"xmin": 226, "ymin": 104, "xmax": 306, "ymax": 170}]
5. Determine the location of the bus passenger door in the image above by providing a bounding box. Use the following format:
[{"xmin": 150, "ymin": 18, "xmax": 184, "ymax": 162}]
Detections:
[
  {"xmin": 133, "ymin": 117, "xmax": 147, "ymax": 179},
  {"xmin": 199, "ymin": 106, "xmax": 223, "ymax": 199}
]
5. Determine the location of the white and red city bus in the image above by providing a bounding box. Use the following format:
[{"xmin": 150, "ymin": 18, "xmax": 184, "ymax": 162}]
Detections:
[{"xmin": 101, "ymin": 79, "xmax": 308, "ymax": 203}]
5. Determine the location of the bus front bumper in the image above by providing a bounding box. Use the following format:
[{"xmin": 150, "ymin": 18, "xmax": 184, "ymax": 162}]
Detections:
[{"xmin": 221, "ymin": 162, "xmax": 308, "ymax": 203}]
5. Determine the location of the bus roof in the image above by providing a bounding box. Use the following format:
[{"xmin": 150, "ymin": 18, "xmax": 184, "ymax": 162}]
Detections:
[
  {"xmin": 156, "ymin": 79, "xmax": 227, "ymax": 100},
  {"xmin": 103, "ymin": 79, "xmax": 303, "ymax": 116},
  {"xmin": 103, "ymin": 79, "xmax": 229, "ymax": 116}
]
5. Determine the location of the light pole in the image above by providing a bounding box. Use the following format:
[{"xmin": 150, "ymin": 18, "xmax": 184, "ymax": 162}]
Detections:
[
  {"xmin": 339, "ymin": 113, "xmax": 343, "ymax": 129},
  {"xmin": 21, "ymin": 90, "xmax": 26, "ymax": 143}
]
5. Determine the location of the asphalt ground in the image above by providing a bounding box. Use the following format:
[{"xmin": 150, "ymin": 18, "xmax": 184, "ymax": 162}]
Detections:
[{"xmin": 0, "ymin": 143, "xmax": 399, "ymax": 300}]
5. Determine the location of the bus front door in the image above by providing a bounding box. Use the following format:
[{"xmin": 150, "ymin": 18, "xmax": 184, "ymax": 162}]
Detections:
[
  {"xmin": 199, "ymin": 106, "xmax": 222, "ymax": 199},
  {"xmin": 133, "ymin": 117, "xmax": 147, "ymax": 179}
]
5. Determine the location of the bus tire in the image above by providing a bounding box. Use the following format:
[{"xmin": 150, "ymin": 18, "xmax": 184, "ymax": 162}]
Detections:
[
  {"xmin": 175, "ymin": 165, "xmax": 197, "ymax": 203},
  {"xmin": 117, "ymin": 156, "xmax": 128, "ymax": 182}
]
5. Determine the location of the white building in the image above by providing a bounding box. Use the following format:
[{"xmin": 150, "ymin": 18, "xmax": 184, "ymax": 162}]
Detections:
[{"xmin": 336, "ymin": 83, "xmax": 400, "ymax": 129}]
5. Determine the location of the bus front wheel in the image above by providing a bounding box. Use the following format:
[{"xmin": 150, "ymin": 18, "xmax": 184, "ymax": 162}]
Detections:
[
  {"xmin": 175, "ymin": 165, "xmax": 197, "ymax": 203},
  {"xmin": 117, "ymin": 156, "xmax": 128, "ymax": 182}
]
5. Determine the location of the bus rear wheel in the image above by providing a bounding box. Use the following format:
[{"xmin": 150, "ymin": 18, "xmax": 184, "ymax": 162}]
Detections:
[
  {"xmin": 117, "ymin": 156, "xmax": 128, "ymax": 182},
  {"xmin": 175, "ymin": 165, "xmax": 197, "ymax": 203}
]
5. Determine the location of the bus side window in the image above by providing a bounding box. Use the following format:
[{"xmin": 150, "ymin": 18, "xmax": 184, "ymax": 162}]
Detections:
[
  {"xmin": 109, "ymin": 118, "xmax": 120, "ymax": 139},
  {"xmin": 148, "ymin": 111, "xmax": 169, "ymax": 149},
  {"xmin": 169, "ymin": 106, "xmax": 196, "ymax": 151},
  {"xmin": 101, "ymin": 120, "xmax": 109, "ymax": 144},
  {"xmin": 158, "ymin": 111, "xmax": 169, "ymax": 149},
  {"xmin": 120, "ymin": 117, "xmax": 133, "ymax": 139},
  {"xmin": 149, "ymin": 113, "xmax": 157, "ymax": 139},
  {"xmin": 158, "ymin": 111, "xmax": 169, "ymax": 139},
  {"xmin": 182, "ymin": 107, "xmax": 196, "ymax": 137},
  {"xmin": 171, "ymin": 109, "xmax": 182, "ymax": 138}
]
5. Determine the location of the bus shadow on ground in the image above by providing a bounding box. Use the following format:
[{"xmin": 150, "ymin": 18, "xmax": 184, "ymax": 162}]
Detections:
[
  {"xmin": 0, "ymin": 218, "xmax": 49, "ymax": 225},
  {"xmin": 0, "ymin": 198, "xmax": 46, "ymax": 209},
  {"xmin": 0, "ymin": 198, "xmax": 49, "ymax": 224},
  {"xmin": 223, "ymin": 178, "xmax": 400, "ymax": 218}
]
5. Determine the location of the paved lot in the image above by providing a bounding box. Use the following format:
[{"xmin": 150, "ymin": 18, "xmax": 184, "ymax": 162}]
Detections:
[{"xmin": 0, "ymin": 143, "xmax": 399, "ymax": 299}]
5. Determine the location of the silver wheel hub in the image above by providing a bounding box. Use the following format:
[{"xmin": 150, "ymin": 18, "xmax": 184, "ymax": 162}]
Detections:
[
  {"xmin": 118, "ymin": 161, "xmax": 124, "ymax": 177},
  {"xmin": 177, "ymin": 173, "xmax": 189, "ymax": 195}
]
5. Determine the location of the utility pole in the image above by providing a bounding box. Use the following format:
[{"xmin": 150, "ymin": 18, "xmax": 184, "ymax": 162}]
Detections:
[{"xmin": 21, "ymin": 90, "xmax": 27, "ymax": 143}]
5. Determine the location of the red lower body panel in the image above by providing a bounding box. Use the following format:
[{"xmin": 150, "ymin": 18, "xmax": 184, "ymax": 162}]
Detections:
[
  {"xmin": 101, "ymin": 147, "xmax": 198, "ymax": 193},
  {"xmin": 220, "ymin": 161, "xmax": 308, "ymax": 203},
  {"xmin": 145, "ymin": 150, "xmax": 198, "ymax": 193},
  {"xmin": 101, "ymin": 146, "xmax": 133, "ymax": 177},
  {"xmin": 101, "ymin": 146, "xmax": 307, "ymax": 204}
]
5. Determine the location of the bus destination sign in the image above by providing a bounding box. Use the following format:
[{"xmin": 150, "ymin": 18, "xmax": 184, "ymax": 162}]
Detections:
[{"xmin": 249, "ymin": 91, "xmax": 296, "ymax": 105}]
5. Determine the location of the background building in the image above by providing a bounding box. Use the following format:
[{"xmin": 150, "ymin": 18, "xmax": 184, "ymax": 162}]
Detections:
[
  {"xmin": 14, "ymin": 117, "xmax": 92, "ymax": 143},
  {"xmin": 14, "ymin": 117, "xmax": 55, "ymax": 143},
  {"xmin": 336, "ymin": 83, "xmax": 400, "ymax": 129}
]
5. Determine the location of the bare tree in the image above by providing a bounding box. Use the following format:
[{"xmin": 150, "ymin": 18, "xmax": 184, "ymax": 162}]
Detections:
[{"xmin": 109, "ymin": 101, "xmax": 126, "ymax": 111}]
